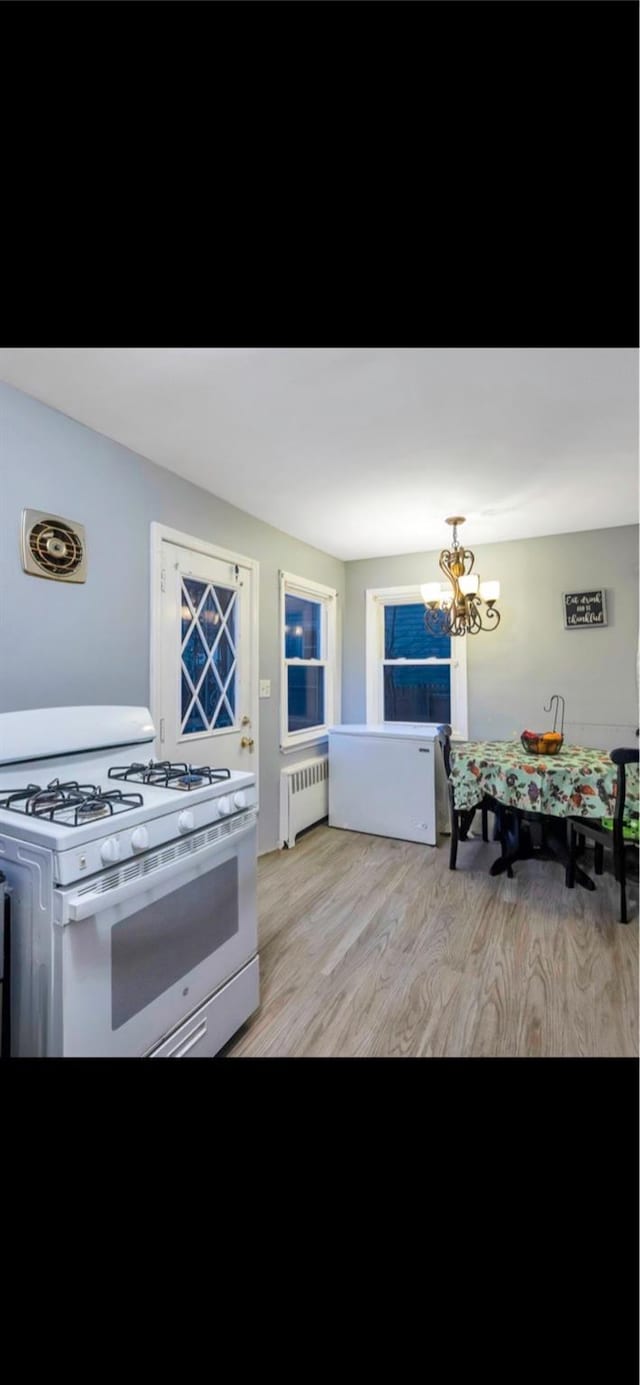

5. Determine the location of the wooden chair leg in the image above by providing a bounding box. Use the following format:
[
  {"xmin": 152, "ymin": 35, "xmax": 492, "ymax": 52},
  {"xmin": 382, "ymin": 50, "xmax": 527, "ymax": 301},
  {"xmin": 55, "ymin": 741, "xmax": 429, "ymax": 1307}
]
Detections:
[
  {"xmin": 448, "ymin": 785, "xmax": 458, "ymax": 870},
  {"xmin": 498, "ymin": 807, "xmax": 514, "ymax": 879},
  {"xmin": 481, "ymin": 802, "xmax": 489, "ymax": 842},
  {"xmin": 620, "ymin": 875, "xmax": 628, "ymax": 924},
  {"xmin": 449, "ymin": 813, "xmax": 459, "ymax": 871},
  {"xmin": 594, "ymin": 842, "xmax": 604, "ymax": 875},
  {"xmin": 565, "ymin": 823, "xmax": 576, "ymax": 888},
  {"xmin": 614, "ymin": 827, "xmax": 628, "ymax": 922}
]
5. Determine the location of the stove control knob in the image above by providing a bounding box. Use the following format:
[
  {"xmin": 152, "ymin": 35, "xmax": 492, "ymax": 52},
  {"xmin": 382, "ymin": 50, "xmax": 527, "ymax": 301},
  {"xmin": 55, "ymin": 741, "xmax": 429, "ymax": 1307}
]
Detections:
[
  {"xmin": 101, "ymin": 836, "xmax": 121, "ymax": 865},
  {"xmin": 178, "ymin": 810, "xmax": 195, "ymax": 834},
  {"xmin": 131, "ymin": 826, "xmax": 149, "ymax": 853},
  {"xmin": 217, "ymin": 796, "xmax": 231, "ymax": 817},
  {"xmin": 233, "ymin": 791, "xmax": 247, "ymax": 810}
]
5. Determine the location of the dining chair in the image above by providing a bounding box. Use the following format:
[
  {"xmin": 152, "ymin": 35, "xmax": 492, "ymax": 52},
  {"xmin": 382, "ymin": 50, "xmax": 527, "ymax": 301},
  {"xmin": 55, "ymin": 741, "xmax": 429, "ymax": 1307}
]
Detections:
[
  {"xmin": 566, "ymin": 747, "xmax": 639, "ymax": 922},
  {"xmin": 440, "ymin": 731, "xmax": 511, "ymax": 873}
]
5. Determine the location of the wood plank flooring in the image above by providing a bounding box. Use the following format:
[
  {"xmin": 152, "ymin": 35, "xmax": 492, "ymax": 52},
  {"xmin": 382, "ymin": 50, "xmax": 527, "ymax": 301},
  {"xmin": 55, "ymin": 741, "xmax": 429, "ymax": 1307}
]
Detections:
[{"xmin": 225, "ymin": 824, "xmax": 639, "ymax": 1058}]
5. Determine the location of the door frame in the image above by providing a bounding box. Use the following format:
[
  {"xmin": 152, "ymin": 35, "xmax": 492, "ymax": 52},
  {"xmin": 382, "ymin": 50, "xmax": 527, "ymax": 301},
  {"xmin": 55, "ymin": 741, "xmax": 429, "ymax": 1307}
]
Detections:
[{"xmin": 150, "ymin": 522, "xmax": 260, "ymax": 790}]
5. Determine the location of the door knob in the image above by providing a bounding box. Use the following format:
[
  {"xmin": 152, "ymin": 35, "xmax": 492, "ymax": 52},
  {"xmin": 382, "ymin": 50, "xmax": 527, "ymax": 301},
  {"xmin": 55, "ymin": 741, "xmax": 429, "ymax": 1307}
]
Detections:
[{"xmin": 240, "ymin": 736, "xmax": 255, "ymax": 750}]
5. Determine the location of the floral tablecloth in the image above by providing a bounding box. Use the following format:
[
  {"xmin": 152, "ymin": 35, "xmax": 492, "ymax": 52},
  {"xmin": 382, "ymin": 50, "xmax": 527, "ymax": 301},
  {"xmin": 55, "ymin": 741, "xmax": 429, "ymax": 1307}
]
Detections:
[{"xmin": 449, "ymin": 740, "xmax": 640, "ymax": 825}]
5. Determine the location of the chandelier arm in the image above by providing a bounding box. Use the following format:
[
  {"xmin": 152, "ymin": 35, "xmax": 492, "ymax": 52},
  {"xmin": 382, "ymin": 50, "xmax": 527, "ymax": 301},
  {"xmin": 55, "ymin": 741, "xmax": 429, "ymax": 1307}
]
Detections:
[
  {"xmin": 439, "ymin": 551, "xmax": 456, "ymax": 584},
  {"xmin": 481, "ymin": 604, "xmax": 501, "ymax": 630},
  {"xmin": 465, "ymin": 599, "xmax": 484, "ymax": 634},
  {"xmin": 424, "ymin": 607, "xmax": 447, "ymax": 636}
]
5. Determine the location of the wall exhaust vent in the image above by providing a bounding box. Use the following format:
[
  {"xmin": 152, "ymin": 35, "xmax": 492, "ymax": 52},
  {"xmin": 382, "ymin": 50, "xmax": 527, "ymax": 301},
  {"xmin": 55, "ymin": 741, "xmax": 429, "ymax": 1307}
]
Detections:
[{"xmin": 21, "ymin": 509, "xmax": 87, "ymax": 583}]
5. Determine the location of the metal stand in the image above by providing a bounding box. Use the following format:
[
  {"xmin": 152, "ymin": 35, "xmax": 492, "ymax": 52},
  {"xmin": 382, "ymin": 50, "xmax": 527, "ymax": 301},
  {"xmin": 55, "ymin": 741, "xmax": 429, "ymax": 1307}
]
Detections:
[{"xmin": 489, "ymin": 810, "xmax": 596, "ymax": 890}]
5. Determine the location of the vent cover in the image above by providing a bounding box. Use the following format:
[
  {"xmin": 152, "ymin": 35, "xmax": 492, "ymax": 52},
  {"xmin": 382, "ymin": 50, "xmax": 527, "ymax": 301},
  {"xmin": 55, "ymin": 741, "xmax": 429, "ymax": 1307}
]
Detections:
[{"xmin": 21, "ymin": 509, "xmax": 87, "ymax": 582}]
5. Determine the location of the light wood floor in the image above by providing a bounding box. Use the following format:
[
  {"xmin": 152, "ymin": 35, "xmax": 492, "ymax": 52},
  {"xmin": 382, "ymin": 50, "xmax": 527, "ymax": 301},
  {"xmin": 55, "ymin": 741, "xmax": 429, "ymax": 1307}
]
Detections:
[{"xmin": 225, "ymin": 823, "xmax": 639, "ymax": 1058}]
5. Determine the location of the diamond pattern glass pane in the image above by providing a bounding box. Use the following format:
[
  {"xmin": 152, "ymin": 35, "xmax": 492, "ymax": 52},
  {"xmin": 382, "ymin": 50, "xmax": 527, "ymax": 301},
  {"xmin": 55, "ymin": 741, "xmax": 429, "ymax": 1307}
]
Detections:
[
  {"xmin": 182, "ymin": 673, "xmax": 193, "ymax": 723},
  {"xmin": 384, "ymin": 603, "xmax": 451, "ymax": 659},
  {"xmin": 199, "ymin": 591, "xmax": 222, "ymax": 649},
  {"xmin": 216, "ymin": 700, "xmax": 234, "ymax": 730},
  {"xmin": 288, "ymin": 665, "xmax": 324, "ymax": 733},
  {"xmin": 200, "ymin": 666, "xmax": 221, "ymax": 725},
  {"xmin": 216, "ymin": 585, "xmax": 235, "ymax": 616},
  {"xmin": 383, "ymin": 664, "xmax": 451, "ymax": 723},
  {"xmin": 184, "ymin": 578, "xmax": 206, "ymax": 615},
  {"xmin": 214, "ymin": 630, "xmax": 234, "ymax": 684},
  {"xmin": 181, "ymin": 599, "xmax": 194, "ymax": 642},
  {"xmin": 183, "ymin": 695, "xmax": 206, "ymax": 735},
  {"xmin": 180, "ymin": 577, "xmax": 238, "ymax": 735},
  {"xmin": 285, "ymin": 594, "xmax": 321, "ymax": 659},
  {"xmin": 182, "ymin": 626, "xmax": 208, "ymax": 689}
]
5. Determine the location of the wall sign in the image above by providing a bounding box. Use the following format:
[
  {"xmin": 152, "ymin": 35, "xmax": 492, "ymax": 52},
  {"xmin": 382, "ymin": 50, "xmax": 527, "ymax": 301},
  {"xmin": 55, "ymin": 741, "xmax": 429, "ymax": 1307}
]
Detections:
[{"xmin": 563, "ymin": 589, "xmax": 607, "ymax": 629}]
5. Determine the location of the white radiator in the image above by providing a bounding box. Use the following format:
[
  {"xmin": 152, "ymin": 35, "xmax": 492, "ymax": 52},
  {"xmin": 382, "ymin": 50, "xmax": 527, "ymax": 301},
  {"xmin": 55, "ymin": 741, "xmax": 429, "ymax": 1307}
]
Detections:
[{"xmin": 279, "ymin": 755, "xmax": 329, "ymax": 848}]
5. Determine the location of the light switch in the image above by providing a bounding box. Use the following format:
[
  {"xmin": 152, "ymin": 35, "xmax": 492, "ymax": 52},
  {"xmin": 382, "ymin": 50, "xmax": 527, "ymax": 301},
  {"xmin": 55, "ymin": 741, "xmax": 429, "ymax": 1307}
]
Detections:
[{"xmin": 259, "ymin": 680, "xmax": 271, "ymax": 698}]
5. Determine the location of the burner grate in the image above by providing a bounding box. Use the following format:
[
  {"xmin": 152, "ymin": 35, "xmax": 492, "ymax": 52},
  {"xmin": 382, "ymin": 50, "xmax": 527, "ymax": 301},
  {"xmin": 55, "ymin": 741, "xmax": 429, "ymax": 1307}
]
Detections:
[
  {"xmin": 0, "ymin": 779, "xmax": 144, "ymax": 827},
  {"xmin": 108, "ymin": 760, "xmax": 232, "ymax": 790}
]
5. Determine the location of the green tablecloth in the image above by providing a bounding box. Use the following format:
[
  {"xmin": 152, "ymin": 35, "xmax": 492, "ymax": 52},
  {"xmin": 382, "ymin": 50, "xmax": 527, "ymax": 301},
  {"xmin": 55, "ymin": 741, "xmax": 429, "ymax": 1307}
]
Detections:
[{"xmin": 449, "ymin": 740, "xmax": 640, "ymax": 824}]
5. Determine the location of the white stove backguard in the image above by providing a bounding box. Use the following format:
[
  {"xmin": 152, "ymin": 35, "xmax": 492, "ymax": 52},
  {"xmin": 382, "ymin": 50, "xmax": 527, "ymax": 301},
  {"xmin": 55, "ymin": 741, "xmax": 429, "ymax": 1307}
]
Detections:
[{"xmin": 0, "ymin": 705, "xmax": 156, "ymax": 766}]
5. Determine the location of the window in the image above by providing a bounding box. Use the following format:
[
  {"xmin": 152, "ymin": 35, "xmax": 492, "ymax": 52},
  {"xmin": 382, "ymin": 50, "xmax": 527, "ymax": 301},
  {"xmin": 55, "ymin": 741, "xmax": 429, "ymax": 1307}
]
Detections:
[
  {"xmin": 180, "ymin": 577, "xmax": 237, "ymax": 734},
  {"xmin": 280, "ymin": 571, "xmax": 338, "ymax": 750},
  {"xmin": 365, "ymin": 586, "xmax": 468, "ymax": 737}
]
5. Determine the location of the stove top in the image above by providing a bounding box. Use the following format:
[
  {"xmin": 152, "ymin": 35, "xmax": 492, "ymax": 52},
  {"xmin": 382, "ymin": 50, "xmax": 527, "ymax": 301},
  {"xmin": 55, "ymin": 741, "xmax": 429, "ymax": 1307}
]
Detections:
[
  {"xmin": 0, "ymin": 778, "xmax": 144, "ymax": 827},
  {"xmin": 0, "ymin": 709, "xmax": 257, "ymax": 882},
  {"xmin": 108, "ymin": 760, "xmax": 232, "ymax": 791}
]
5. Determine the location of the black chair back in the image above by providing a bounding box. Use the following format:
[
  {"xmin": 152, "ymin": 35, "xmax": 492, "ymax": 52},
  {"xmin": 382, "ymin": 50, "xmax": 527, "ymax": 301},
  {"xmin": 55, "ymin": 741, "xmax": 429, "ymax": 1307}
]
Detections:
[
  {"xmin": 610, "ymin": 747, "xmax": 640, "ymax": 829},
  {"xmin": 440, "ymin": 725, "xmax": 452, "ymax": 779}
]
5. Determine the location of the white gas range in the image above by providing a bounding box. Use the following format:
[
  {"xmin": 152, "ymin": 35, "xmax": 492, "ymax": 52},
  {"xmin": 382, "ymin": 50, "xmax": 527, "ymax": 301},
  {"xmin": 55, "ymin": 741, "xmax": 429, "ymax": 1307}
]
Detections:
[{"xmin": 0, "ymin": 706, "xmax": 259, "ymax": 1057}]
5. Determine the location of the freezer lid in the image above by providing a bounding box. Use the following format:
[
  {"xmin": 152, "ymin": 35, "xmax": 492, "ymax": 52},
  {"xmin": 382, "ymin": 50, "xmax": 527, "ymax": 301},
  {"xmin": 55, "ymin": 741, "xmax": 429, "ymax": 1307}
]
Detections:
[{"xmin": 328, "ymin": 723, "xmax": 446, "ymax": 741}]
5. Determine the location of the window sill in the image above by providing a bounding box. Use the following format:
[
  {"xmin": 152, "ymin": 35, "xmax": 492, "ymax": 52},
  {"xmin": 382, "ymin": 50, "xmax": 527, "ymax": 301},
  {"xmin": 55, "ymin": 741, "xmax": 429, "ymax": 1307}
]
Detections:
[{"xmin": 280, "ymin": 733, "xmax": 329, "ymax": 756}]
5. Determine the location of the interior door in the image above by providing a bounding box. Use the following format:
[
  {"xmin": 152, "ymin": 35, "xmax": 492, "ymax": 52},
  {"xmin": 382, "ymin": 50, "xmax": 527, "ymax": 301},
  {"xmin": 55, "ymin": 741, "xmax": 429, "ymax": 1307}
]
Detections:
[{"xmin": 158, "ymin": 539, "xmax": 256, "ymax": 774}]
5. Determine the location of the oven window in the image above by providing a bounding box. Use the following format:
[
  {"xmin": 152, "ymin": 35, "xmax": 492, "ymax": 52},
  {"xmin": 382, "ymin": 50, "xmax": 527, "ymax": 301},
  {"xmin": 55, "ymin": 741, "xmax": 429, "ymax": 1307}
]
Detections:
[{"xmin": 111, "ymin": 858, "xmax": 238, "ymax": 1030}]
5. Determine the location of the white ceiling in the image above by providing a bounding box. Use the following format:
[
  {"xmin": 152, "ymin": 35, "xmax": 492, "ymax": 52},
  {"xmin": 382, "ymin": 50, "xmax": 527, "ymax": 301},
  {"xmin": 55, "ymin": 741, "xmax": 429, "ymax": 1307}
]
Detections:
[{"xmin": 0, "ymin": 347, "xmax": 637, "ymax": 560}]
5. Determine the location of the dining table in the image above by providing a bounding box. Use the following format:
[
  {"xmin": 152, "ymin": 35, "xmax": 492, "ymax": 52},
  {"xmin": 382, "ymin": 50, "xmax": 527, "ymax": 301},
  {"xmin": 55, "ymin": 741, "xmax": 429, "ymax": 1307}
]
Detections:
[{"xmin": 448, "ymin": 739, "xmax": 640, "ymax": 889}]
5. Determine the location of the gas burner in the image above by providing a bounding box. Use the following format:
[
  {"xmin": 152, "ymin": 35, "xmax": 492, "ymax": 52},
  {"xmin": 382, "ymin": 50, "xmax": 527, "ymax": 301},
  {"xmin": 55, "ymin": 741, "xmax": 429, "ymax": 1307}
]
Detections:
[
  {"xmin": 108, "ymin": 761, "xmax": 232, "ymax": 790},
  {"xmin": 174, "ymin": 773, "xmax": 205, "ymax": 789},
  {"xmin": 26, "ymin": 780, "xmax": 100, "ymax": 817},
  {"xmin": 76, "ymin": 799, "xmax": 111, "ymax": 821}
]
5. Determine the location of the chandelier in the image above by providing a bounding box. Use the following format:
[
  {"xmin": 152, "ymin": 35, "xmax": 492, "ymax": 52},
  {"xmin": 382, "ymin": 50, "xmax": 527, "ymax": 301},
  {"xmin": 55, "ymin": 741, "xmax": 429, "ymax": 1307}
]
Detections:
[{"xmin": 420, "ymin": 517, "xmax": 501, "ymax": 637}]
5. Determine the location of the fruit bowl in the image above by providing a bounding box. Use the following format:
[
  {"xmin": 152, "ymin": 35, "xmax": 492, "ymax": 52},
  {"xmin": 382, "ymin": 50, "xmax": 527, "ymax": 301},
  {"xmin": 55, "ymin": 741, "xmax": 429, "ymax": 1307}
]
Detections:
[{"xmin": 520, "ymin": 731, "xmax": 564, "ymax": 755}]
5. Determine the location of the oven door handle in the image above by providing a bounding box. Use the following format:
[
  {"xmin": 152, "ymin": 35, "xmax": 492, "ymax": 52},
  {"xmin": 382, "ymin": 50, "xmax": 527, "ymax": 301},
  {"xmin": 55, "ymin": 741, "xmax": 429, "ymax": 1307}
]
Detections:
[{"xmin": 61, "ymin": 819, "xmax": 257, "ymax": 925}]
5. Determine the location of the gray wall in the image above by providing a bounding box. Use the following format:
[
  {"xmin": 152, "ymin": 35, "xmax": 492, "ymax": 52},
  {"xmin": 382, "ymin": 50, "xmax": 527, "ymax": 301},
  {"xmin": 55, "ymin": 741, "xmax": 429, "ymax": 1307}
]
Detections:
[
  {"xmin": 0, "ymin": 383, "xmax": 345, "ymax": 854},
  {"xmin": 343, "ymin": 526, "xmax": 639, "ymax": 750},
  {"xmin": 2, "ymin": 380, "xmax": 637, "ymax": 859}
]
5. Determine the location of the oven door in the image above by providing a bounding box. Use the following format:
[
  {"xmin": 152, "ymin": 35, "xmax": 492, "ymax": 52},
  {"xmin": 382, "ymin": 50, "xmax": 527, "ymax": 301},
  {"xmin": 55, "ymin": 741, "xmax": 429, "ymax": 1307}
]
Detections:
[{"xmin": 54, "ymin": 814, "xmax": 257, "ymax": 1057}]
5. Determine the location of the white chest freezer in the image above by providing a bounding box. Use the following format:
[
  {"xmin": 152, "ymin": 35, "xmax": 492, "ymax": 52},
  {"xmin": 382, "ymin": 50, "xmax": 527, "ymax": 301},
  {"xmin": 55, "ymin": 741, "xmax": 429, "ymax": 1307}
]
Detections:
[{"xmin": 328, "ymin": 723, "xmax": 448, "ymax": 846}]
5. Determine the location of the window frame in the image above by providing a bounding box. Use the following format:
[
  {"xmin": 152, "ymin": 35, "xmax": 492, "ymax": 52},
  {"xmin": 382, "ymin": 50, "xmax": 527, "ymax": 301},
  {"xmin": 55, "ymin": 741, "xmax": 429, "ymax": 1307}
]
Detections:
[
  {"xmin": 280, "ymin": 571, "xmax": 338, "ymax": 753},
  {"xmin": 365, "ymin": 585, "xmax": 468, "ymax": 738}
]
